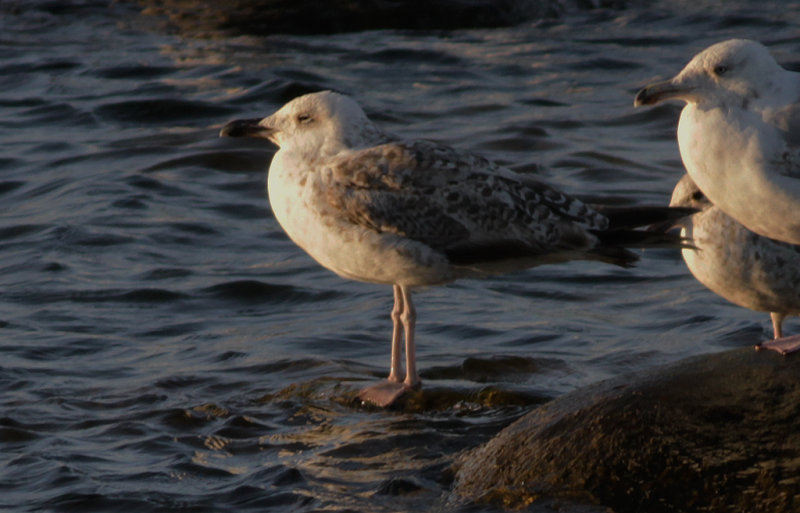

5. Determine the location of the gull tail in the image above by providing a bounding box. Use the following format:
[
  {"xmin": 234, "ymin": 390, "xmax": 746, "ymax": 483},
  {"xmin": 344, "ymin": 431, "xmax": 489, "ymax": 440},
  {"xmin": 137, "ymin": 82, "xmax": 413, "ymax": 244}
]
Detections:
[
  {"xmin": 591, "ymin": 205, "xmax": 697, "ymax": 230},
  {"xmin": 589, "ymin": 205, "xmax": 697, "ymax": 268}
]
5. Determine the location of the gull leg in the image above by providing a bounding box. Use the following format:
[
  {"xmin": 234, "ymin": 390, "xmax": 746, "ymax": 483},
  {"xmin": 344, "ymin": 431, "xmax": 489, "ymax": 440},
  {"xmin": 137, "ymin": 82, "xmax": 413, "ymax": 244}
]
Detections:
[
  {"xmin": 755, "ymin": 312, "xmax": 800, "ymax": 355},
  {"xmin": 388, "ymin": 284, "xmax": 405, "ymax": 383},
  {"xmin": 400, "ymin": 285, "xmax": 420, "ymax": 388},
  {"xmin": 358, "ymin": 285, "xmax": 414, "ymax": 407},
  {"xmin": 772, "ymin": 312, "xmax": 784, "ymax": 339}
]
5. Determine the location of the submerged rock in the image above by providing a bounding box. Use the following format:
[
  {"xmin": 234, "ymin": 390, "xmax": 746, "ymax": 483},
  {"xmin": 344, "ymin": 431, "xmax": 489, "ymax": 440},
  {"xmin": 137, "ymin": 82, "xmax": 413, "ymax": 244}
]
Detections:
[
  {"xmin": 135, "ymin": 0, "xmax": 626, "ymax": 37},
  {"xmin": 451, "ymin": 347, "xmax": 800, "ymax": 512}
]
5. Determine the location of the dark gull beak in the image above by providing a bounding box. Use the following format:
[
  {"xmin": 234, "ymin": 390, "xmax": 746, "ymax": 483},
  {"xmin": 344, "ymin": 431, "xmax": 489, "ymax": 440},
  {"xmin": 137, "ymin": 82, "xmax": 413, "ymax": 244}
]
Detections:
[
  {"xmin": 634, "ymin": 78, "xmax": 691, "ymax": 107},
  {"xmin": 219, "ymin": 118, "xmax": 275, "ymax": 139},
  {"xmin": 647, "ymin": 209, "xmax": 697, "ymax": 249}
]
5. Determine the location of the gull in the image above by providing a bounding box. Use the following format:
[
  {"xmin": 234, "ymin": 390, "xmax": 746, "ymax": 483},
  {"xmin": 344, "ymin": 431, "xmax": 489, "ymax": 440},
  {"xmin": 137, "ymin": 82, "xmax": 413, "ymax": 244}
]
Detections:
[
  {"xmin": 221, "ymin": 90, "xmax": 689, "ymax": 407},
  {"xmin": 634, "ymin": 39, "xmax": 800, "ymax": 245},
  {"xmin": 669, "ymin": 174, "xmax": 800, "ymax": 355}
]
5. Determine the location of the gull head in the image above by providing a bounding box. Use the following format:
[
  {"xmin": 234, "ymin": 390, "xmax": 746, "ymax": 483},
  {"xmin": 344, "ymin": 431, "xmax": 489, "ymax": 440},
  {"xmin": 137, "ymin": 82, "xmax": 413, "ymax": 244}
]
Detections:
[
  {"xmin": 634, "ymin": 39, "xmax": 784, "ymax": 109},
  {"xmin": 220, "ymin": 90, "xmax": 385, "ymax": 157},
  {"xmin": 669, "ymin": 174, "xmax": 711, "ymax": 211}
]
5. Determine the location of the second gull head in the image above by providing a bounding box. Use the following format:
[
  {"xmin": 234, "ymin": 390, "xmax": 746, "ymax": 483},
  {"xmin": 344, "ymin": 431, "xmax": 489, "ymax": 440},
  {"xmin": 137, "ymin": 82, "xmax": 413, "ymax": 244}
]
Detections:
[{"xmin": 634, "ymin": 39, "xmax": 787, "ymax": 109}]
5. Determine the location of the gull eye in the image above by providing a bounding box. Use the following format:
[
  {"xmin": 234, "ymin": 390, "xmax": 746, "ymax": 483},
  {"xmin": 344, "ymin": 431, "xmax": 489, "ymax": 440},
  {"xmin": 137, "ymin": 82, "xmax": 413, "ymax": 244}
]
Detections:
[{"xmin": 713, "ymin": 65, "xmax": 729, "ymax": 77}]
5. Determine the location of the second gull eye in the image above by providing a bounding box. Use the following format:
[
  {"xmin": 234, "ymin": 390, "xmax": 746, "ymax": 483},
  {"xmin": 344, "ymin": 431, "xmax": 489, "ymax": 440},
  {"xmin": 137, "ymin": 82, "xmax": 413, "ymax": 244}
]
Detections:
[{"xmin": 713, "ymin": 65, "xmax": 729, "ymax": 77}]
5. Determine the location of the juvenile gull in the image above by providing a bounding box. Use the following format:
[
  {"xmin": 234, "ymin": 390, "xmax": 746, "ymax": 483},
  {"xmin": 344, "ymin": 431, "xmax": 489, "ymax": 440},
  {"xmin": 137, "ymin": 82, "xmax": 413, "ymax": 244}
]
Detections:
[
  {"xmin": 221, "ymin": 90, "xmax": 689, "ymax": 407},
  {"xmin": 635, "ymin": 39, "xmax": 800, "ymax": 245},
  {"xmin": 670, "ymin": 175, "xmax": 800, "ymax": 355}
]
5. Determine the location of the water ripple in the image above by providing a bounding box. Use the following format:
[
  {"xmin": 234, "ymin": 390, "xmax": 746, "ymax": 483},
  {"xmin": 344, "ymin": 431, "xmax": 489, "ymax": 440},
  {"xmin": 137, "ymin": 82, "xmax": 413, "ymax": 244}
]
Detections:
[{"xmin": 95, "ymin": 98, "xmax": 236, "ymax": 124}]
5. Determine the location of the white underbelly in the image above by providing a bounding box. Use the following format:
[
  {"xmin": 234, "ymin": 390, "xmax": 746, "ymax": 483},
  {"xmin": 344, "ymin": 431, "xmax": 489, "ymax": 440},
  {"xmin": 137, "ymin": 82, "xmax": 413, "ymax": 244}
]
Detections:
[{"xmin": 267, "ymin": 165, "xmax": 453, "ymax": 287}]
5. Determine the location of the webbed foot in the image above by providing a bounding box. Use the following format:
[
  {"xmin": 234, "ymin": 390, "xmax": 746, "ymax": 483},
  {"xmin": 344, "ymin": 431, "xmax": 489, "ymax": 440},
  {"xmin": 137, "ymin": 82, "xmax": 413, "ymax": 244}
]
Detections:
[
  {"xmin": 755, "ymin": 334, "xmax": 800, "ymax": 355},
  {"xmin": 358, "ymin": 381, "xmax": 413, "ymax": 407}
]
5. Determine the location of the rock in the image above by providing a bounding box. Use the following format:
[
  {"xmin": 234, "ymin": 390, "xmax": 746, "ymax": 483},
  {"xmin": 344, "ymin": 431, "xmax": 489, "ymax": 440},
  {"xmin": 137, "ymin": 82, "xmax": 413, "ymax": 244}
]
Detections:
[
  {"xmin": 451, "ymin": 347, "xmax": 800, "ymax": 513},
  {"xmin": 135, "ymin": 0, "xmax": 627, "ymax": 37}
]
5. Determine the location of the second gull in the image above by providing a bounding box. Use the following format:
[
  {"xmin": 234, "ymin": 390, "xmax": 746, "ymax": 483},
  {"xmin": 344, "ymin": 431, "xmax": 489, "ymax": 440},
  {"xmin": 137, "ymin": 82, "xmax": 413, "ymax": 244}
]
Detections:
[{"xmin": 670, "ymin": 174, "xmax": 800, "ymax": 355}]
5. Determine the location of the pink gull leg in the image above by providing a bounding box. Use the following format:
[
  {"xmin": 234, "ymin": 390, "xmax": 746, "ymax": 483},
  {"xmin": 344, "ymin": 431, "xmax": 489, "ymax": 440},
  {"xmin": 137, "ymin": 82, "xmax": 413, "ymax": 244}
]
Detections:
[
  {"xmin": 400, "ymin": 285, "xmax": 420, "ymax": 388},
  {"xmin": 359, "ymin": 285, "xmax": 417, "ymax": 407}
]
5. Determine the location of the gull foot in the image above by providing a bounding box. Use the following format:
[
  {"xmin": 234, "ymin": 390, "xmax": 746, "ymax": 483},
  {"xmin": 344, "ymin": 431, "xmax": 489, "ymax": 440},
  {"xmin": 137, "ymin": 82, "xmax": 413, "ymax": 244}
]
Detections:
[
  {"xmin": 755, "ymin": 334, "xmax": 800, "ymax": 355},
  {"xmin": 358, "ymin": 381, "xmax": 412, "ymax": 407}
]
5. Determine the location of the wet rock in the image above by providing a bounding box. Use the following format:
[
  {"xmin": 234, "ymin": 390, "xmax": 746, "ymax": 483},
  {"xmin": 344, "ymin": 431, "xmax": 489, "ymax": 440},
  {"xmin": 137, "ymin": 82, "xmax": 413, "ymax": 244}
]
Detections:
[
  {"xmin": 135, "ymin": 0, "xmax": 627, "ymax": 37},
  {"xmin": 451, "ymin": 347, "xmax": 800, "ymax": 513}
]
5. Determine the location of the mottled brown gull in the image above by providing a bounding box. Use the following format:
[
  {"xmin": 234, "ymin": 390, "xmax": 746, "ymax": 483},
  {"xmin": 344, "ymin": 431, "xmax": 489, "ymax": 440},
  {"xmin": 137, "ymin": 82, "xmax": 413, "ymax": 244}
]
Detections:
[
  {"xmin": 670, "ymin": 175, "xmax": 800, "ymax": 355},
  {"xmin": 635, "ymin": 39, "xmax": 800, "ymax": 245},
  {"xmin": 221, "ymin": 90, "xmax": 689, "ymax": 407}
]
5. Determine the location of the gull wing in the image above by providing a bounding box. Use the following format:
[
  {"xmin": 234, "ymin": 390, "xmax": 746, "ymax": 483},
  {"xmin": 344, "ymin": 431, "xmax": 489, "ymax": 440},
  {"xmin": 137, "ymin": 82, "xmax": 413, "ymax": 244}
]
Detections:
[{"xmin": 317, "ymin": 140, "xmax": 607, "ymax": 262}]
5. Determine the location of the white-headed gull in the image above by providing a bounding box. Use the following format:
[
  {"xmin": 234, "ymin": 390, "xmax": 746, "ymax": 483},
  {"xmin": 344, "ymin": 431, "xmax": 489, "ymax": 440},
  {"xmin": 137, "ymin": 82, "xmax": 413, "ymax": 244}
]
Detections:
[{"xmin": 635, "ymin": 39, "xmax": 800, "ymax": 245}]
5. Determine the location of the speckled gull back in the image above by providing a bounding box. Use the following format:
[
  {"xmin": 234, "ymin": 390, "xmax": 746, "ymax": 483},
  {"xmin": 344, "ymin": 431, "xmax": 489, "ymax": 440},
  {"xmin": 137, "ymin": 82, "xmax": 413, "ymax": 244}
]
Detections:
[{"xmin": 321, "ymin": 139, "xmax": 608, "ymax": 257}]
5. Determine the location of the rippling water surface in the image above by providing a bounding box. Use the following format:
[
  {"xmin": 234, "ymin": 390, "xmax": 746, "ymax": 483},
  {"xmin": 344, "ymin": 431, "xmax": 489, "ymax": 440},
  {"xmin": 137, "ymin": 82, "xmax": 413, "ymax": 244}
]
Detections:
[{"xmin": 2, "ymin": 1, "xmax": 799, "ymax": 512}]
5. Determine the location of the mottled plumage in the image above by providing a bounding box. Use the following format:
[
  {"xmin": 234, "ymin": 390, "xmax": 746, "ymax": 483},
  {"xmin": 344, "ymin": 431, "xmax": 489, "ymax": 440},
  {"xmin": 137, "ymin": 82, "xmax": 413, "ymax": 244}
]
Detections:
[{"xmin": 324, "ymin": 140, "xmax": 608, "ymax": 270}]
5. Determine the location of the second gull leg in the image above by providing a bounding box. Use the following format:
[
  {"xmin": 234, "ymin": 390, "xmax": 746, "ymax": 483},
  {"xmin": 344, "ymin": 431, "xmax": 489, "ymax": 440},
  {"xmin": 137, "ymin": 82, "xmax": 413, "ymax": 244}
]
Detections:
[{"xmin": 755, "ymin": 313, "xmax": 800, "ymax": 355}]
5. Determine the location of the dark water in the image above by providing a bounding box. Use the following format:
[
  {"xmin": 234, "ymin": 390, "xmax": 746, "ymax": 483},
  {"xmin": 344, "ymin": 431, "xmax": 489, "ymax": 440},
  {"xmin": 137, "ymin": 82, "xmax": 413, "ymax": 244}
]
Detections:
[{"xmin": 1, "ymin": 1, "xmax": 799, "ymax": 512}]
